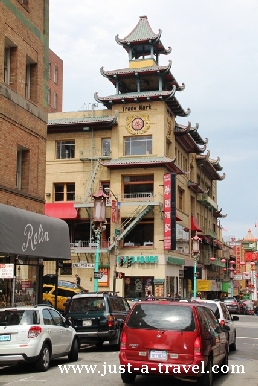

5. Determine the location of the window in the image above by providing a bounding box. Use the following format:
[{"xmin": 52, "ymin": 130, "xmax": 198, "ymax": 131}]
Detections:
[
  {"xmin": 4, "ymin": 48, "xmax": 10, "ymax": 84},
  {"xmin": 25, "ymin": 56, "xmax": 37, "ymax": 102},
  {"xmin": 48, "ymin": 62, "xmax": 51, "ymax": 79},
  {"xmin": 125, "ymin": 136, "xmax": 152, "ymax": 156},
  {"xmin": 123, "ymin": 175, "xmax": 153, "ymax": 199},
  {"xmin": 60, "ymin": 263, "xmax": 72, "ymax": 275},
  {"xmin": 25, "ymin": 64, "xmax": 31, "ymax": 99},
  {"xmin": 48, "ymin": 88, "xmax": 51, "ymax": 106},
  {"xmin": 178, "ymin": 187, "xmax": 184, "ymax": 211},
  {"xmin": 53, "ymin": 92, "xmax": 57, "ymax": 109},
  {"xmin": 49, "ymin": 309, "xmax": 64, "ymax": 326},
  {"xmin": 124, "ymin": 218, "xmax": 154, "ymax": 247},
  {"xmin": 42, "ymin": 309, "xmax": 53, "ymax": 325},
  {"xmin": 16, "ymin": 146, "xmax": 29, "ymax": 191},
  {"xmin": 54, "ymin": 66, "xmax": 58, "ymax": 83},
  {"xmin": 54, "ymin": 183, "xmax": 75, "ymax": 201},
  {"xmin": 102, "ymin": 138, "xmax": 111, "ymax": 156},
  {"xmin": 56, "ymin": 140, "xmax": 75, "ymax": 159}
]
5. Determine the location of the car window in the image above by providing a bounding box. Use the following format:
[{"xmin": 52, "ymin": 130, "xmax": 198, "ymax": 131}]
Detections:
[
  {"xmin": 69, "ymin": 297, "xmax": 106, "ymax": 312},
  {"xmin": 0, "ymin": 310, "xmax": 39, "ymax": 326},
  {"xmin": 110, "ymin": 297, "xmax": 126, "ymax": 311},
  {"xmin": 127, "ymin": 304, "xmax": 195, "ymax": 331},
  {"xmin": 202, "ymin": 307, "xmax": 220, "ymax": 330},
  {"xmin": 49, "ymin": 309, "xmax": 65, "ymax": 326},
  {"xmin": 43, "ymin": 286, "xmax": 53, "ymax": 294},
  {"xmin": 201, "ymin": 303, "xmax": 220, "ymax": 320},
  {"xmin": 220, "ymin": 302, "xmax": 231, "ymax": 320},
  {"xmin": 42, "ymin": 309, "xmax": 54, "ymax": 325},
  {"xmin": 122, "ymin": 298, "xmax": 130, "ymax": 311}
]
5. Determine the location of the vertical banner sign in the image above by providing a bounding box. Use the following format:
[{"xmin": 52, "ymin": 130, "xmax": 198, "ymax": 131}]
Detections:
[
  {"xmin": 164, "ymin": 173, "xmax": 171, "ymax": 250},
  {"xmin": 234, "ymin": 245, "xmax": 241, "ymax": 273},
  {"xmin": 171, "ymin": 173, "xmax": 176, "ymax": 250},
  {"xmin": 111, "ymin": 200, "xmax": 116, "ymax": 223}
]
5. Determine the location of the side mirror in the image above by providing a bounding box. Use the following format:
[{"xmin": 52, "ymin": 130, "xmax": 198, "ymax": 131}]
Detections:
[
  {"xmin": 221, "ymin": 325, "xmax": 230, "ymax": 332},
  {"xmin": 232, "ymin": 315, "xmax": 239, "ymax": 321}
]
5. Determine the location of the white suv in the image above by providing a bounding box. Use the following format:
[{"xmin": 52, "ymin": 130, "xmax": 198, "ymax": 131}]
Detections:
[
  {"xmin": 196, "ymin": 299, "xmax": 238, "ymax": 351},
  {"xmin": 0, "ymin": 305, "xmax": 79, "ymax": 371}
]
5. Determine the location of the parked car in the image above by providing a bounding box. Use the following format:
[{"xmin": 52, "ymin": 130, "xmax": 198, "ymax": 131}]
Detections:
[
  {"xmin": 0, "ymin": 305, "xmax": 79, "ymax": 371},
  {"xmin": 196, "ymin": 299, "xmax": 238, "ymax": 351},
  {"xmin": 64, "ymin": 292, "xmax": 130, "ymax": 348},
  {"xmin": 242, "ymin": 299, "xmax": 254, "ymax": 315},
  {"xmin": 221, "ymin": 297, "xmax": 240, "ymax": 314},
  {"xmin": 119, "ymin": 301, "xmax": 229, "ymax": 386},
  {"xmin": 42, "ymin": 283, "xmax": 83, "ymax": 312}
]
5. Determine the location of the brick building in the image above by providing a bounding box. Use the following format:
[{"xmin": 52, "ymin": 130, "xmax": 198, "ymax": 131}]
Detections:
[
  {"xmin": 0, "ymin": 0, "xmax": 70, "ymax": 306},
  {"xmin": 45, "ymin": 16, "xmax": 227, "ymax": 298},
  {"xmin": 48, "ymin": 49, "xmax": 63, "ymax": 113}
]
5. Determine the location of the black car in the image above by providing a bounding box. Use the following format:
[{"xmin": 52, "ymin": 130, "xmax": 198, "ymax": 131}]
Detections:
[{"xmin": 64, "ymin": 292, "xmax": 130, "ymax": 348}]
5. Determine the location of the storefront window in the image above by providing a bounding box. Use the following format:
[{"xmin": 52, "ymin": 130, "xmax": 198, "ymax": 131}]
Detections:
[{"xmin": 124, "ymin": 276, "xmax": 154, "ymax": 299}]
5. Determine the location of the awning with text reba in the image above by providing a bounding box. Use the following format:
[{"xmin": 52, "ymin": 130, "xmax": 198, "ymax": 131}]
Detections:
[
  {"xmin": 45, "ymin": 203, "xmax": 78, "ymax": 219},
  {"xmin": 191, "ymin": 215, "xmax": 202, "ymax": 232}
]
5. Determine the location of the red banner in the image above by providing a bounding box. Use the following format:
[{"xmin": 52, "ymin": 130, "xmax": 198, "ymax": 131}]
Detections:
[
  {"xmin": 111, "ymin": 200, "xmax": 117, "ymax": 223},
  {"xmin": 234, "ymin": 245, "xmax": 241, "ymax": 273},
  {"xmin": 245, "ymin": 251, "xmax": 258, "ymax": 261}
]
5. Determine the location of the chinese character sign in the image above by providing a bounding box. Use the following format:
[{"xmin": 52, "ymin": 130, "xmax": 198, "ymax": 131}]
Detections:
[
  {"xmin": 164, "ymin": 174, "xmax": 172, "ymax": 250},
  {"xmin": 0, "ymin": 264, "xmax": 14, "ymax": 278}
]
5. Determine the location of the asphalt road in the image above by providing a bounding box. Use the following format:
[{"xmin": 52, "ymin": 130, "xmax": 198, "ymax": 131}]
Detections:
[{"xmin": 0, "ymin": 314, "xmax": 257, "ymax": 386}]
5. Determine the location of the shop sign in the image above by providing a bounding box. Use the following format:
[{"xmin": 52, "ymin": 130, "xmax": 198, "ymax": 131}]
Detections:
[
  {"xmin": 167, "ymin": 257, "xmax": 185, "ymax": 265},
  {"xmin": 197, "ymin": 279, "xmax": 212, "ymax": 292},
  {"xmin": 234, "ymin": 274, "xmax": 242, "ymax": 280},
  {"xmin": 153, "ymin": 279, "xmax": 164, "ymax": 284},
  {"xmin": 0, "ymin": 264, "xmax": 14, "ymax": 279},
  {"xmin": 117, "ymin": 256, "xmax": 158, "ymax": 264},
  {"xmin": 72, "ymin": 263, "xmax": 94, "ymax": 268},
  {"xmin": 21, "ymin": 280, "xmax": 31, "ymax": 289},
  {"xmin": 98, "ymin": 268, "xmax": 109, "ymax": 287}
]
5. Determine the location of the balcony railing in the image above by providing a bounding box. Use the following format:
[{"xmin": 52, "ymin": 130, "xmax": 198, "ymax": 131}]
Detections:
[{"xmin": 197, "ymin": 194, "xmax": 218, "ymax": 210}]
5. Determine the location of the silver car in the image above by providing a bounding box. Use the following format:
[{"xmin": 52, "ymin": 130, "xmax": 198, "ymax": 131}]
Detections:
[
  {"xmin": 0, "ymin": 305, "xmax": 79, "ymax": 371},
  {"xmin": 196, "ymin": 299, "xmax": 238, "ymax": 351}
]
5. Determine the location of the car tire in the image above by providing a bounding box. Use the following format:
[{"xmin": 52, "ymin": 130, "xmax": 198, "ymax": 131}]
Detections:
[
  {"xmin": 121, "ymin": 371, "xmax": 136, "ymax": 384},
  {"xmin": 230, "ymin": 333, "xmax": 236, "ymax": 351},
  {"xmin": 197, "ymin": 357, "xmax": 213, "ymax": 386},
  {"xmin": 34, "ymin": 343, "xmax": 50, "ymax": 372},
  {"xmin": 68, "ymin": 338, "xmax": 79, "ymax": 362}
]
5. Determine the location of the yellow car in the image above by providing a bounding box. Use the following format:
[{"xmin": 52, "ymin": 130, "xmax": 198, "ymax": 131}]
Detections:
[{"xmin": 43, "ymin": 284, "xmax": 83, "ymax": 312}]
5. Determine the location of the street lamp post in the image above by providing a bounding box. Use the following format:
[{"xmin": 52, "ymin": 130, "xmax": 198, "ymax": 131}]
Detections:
[
  {"xmin": 92, "ymin": 185, "xmax": 108, "ymax": 292},
  {"xmin": 104, "ymin": 188, "xmax": 120, "ymax": 295},
  {"xmin": 191, "ymin": 232, "xmax": 201, "ymax": 299}
]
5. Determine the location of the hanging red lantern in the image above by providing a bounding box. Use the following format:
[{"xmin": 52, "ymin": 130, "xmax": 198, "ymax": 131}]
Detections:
[
  {"xmin": 210, "ymin": 257, "xmax": 216, "ymax": 262},
  {"xmin": 223, "ymin": 268, "xmax": 227, "ymax": 272}
]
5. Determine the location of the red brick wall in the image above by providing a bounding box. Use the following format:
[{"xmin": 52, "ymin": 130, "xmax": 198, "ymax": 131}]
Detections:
[{"xmin": 48, "ymin": 49, "xmax": 63, "ymax": 112}]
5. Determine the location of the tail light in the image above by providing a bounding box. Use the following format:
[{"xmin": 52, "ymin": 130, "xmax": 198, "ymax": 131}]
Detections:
[
  {"xmin": 220, "ymin": 320, "xmax": 225, "ymax": 327},
  {"xmin": 108, "ymin": 315, "xmax": 114, "ymax": 328},
  {"xmin": 194, "ymin": 336, "xmax": 201, "ymax": 356},
  {"xmin": 120, "ymin": 331, "xmax": 126, "ymax": 350},
  {"xmin": 28, "ymin": 326, "xmax": 42, "ymax": 338}
]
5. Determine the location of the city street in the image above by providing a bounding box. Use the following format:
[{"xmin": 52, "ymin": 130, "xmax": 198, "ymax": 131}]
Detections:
[{"xmin": 0, "ymin": 315, "xmax": 257, "ymax": 385}]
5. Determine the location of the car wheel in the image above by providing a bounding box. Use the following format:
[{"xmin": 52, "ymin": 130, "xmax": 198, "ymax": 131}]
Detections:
[
  {"xmin": 220, "ymin": 350, "xmax": 228, "ymax": 375},
  {"xmin": 34, "ymin": 343, "xmax": 50, "ymax": 372},
  {"xmin": 121, "ymin": 371, "xmax": 136, "ymax": 384},
  {"xmin": 68, "ymin": 338, "xmax": 79, "ymax": 362},
  {"xmin": 230, "ymin": 333, "xmax": 236, "ymax": 351},
  {"xmin": 197, "ymin": 357, "xmax": 213, "ymax": 386}
]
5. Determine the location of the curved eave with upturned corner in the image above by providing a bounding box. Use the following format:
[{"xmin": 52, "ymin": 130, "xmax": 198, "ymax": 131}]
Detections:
[
  {"xmin": 101, "ymin": 156, "xmax": 186, "ymax": 174},
  {"xmin": 94, "ymin": 91, "xmax": 190, "ymax": 118},
  {"xmin": 47, "ymin": 112, "xmax": 118, "ymax": 133},
  {"xmin": 213, "ymin": 209, "xmax": 227, "ymax": 218},
  {"xmin": 175, "ymin": 122, "xmax": 208, "ymax": 153},
  {"xmin": 115, "ymin": 15, "xmax": 171, "ymax": 56},
  {"xmin": 188, "ymin": 180, "xmax": 209, "ymax": 194},
  {"xmin": 100, "ymin": 61, "xmax": 185, "ymax": 92},
  {"xmin": 196, "ymin": 152, "xmax": 225, "ymax": 181}
]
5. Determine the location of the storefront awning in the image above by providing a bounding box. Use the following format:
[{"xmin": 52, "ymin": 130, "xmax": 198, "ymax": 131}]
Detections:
[
  {"xmin": 0, "ymin": 203, "xmax": 71, "ymax": 260},
  {"xmin": 191, "ymin": 216, "xmax": 202, "ymax": 232},
  {"xmin": 45, "ymin": 203, "xmax": 78, "ymax": 219}
]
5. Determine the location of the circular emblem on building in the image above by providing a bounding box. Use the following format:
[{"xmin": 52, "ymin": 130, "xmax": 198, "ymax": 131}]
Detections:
[
  {"xmin": 131, "ymin": 117, "xmax": 144, "ymax": 131},
  {"xmin": 126, "ymin": 114, "xmax": 150, "ymax": 135}
]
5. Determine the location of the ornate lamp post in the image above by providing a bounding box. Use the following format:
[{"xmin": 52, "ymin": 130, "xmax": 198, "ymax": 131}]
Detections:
[
  {"xmin": 191, "ymin": 232, "xmax": 201, "ymax": 299},
  {"xmin": 92, "ymin": 185, "xmax": 108, "ymax": 292},
  {"xmin": 104, "ymin": 187, "xmax": 120, "ymax": 294}
]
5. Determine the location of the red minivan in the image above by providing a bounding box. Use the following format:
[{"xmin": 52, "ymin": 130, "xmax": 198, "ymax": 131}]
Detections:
[{"xmin": 119, "ymin": 301, "xmax": 229, "ymax": 386}]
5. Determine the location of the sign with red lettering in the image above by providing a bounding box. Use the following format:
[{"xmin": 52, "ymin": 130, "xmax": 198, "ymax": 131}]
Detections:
[
  {"xmin": 0, "ymin": 264, "xmax": 14, "ymax": 279},
  {"xmin": 111, "ymin": 200, "xmax": 117, "ymax": 223},
  {"xmin": 234, "ymin": 245, "xmax": 241, "ymax": 273},
  {"xmin": 164, "ymin": 174, "xmax": 176, "ymax": 250}
]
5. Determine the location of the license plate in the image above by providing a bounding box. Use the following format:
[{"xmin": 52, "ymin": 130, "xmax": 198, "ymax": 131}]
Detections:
[
  {"xmin": 83, "ymin": 320, "xmax": 92, "ymax": 326},
  {"xmin": 149, "ymin": 350, "xmax": 167, "ymax": 361},
  {"xmin": 0, "ymin": 335, "xmax": 10, "ymax": 342}
]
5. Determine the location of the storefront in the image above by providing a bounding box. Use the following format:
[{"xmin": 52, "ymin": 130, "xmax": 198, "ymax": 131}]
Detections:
[{"xmin": 0, "ymin": 203, "xmax": 71, "ymax": 306}]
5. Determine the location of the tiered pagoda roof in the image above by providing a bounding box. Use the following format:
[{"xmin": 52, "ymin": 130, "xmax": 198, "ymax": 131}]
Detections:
[
  {"xmin": 196, "ymin": 151, "xmax": 225, "ymax": 181},
  {"xmin": 101, "ymin": 156, "xmax": 186, "ymax": 174},
  {"xmin": 175, "ymin": 122, "xmax": 208, "ymax": 153},
  {"xmin": 115, "ymin": 15, "xmax": 172, "ymax": 59}
]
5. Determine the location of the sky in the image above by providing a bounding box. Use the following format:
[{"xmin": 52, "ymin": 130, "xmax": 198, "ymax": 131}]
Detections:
[{"xmin": 49, "ymin": 0, "xmax": 258, "ymax": 241}]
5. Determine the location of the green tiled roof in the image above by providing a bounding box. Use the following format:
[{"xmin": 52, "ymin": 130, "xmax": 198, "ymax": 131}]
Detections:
[{"xmin": 118, "ymin": 15, "xmax": 159, "ymax": 43}]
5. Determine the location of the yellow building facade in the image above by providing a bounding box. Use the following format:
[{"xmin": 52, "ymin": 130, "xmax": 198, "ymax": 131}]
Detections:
[{"xmin": 45, "ymin": 16, "xmax": 226, "ymax": 299}]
